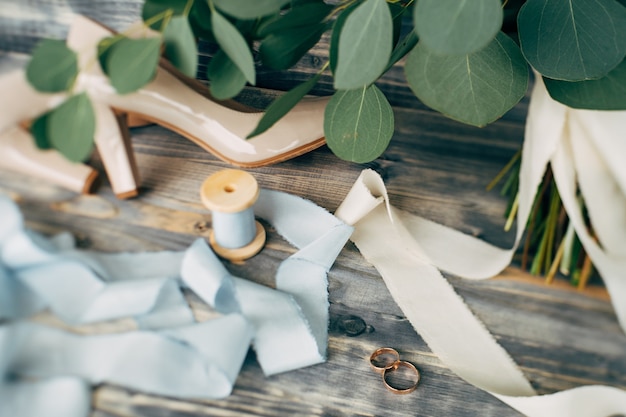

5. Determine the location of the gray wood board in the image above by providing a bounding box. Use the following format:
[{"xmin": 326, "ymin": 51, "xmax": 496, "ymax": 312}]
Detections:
[{"xmin": 0, "ymin": 3, "xmax": 625, "ymax": 416}]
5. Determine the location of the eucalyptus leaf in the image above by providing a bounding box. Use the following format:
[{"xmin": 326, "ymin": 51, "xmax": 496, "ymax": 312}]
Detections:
[
  {"xmin": 260, "ymin": 23, "xmax": 327, "ymax": 70},
  {"xmin": 329, "ymin": 2, "xmax": 360, "ymax": 74},
  {"xmin": 207, "ymin": 50, "xmax": 247, "ymax": 100},
  {"xmin": 334, "ymin": 0, "xmax": 393, "ymax": 90},
  {"xmin": 324, "ymin": 85, "xmax": 394, "ymax": 163},
  {"xmin": 26, "ymin": 39, "xmax": 78, "ymax": 93},
  {"xmin": 189, "ymin": 0, "xmax": 214, "ymax": 39},
  {"xmin": 163, "ymin": 15, "xmax": 198, "ymax": 77},
  {"xmin": 544, "ymin": 58, "xmax": 626, "ymax": 110},
  {"xmin": 142, "ymin": 0, "xmax": 188, "ymax": 29},
  {"xmin": 385, "ymin": 30, "xmax": 418, "ymax": 73},
  {"xmin": 97, "ymin": 35, "xmax": 122, "ymax": 72},
  {"xmin": 256, "ymin": 2, "xmax": 333, "ymax": 38},
  {"xmin": 518, "ymin": 0, "xmax": 626, "ymax": 81},
  {"xmin": 213, "ymin": 0, "xmax": 290, "ymax": 19},
  {"xmin": 48, "ymin": 93, "xmax": 96, "ymax": 162},
  {"xmin": 105, "ymin": 37, "xmax": 162, "ymax": 94},
  {"xmin": 405, "ymin": 33, "xmax": 528, "ymax": 127},
  {"xmin": 389, "ymin": 2, "xmax": 405, "ymax": 48},
  {"xmin": 415, "ymin": 0, "xmax": 502, "ymax": 55},
  {"xmin": 211, "ymin": 10, "xmax": 256, "ymax": 84},
  {"xmin": 31, "ymin": 114, "xmax": 51, "ymax": 150},
  {"xmin": 248, "ymin": 71, "xmax": 322, "ymax": 138}
]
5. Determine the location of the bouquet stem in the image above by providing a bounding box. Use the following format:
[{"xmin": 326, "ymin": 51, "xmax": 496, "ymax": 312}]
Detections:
[{"xmin": 491, "ymin": 151, "xmax": 597, "ymax": 289}]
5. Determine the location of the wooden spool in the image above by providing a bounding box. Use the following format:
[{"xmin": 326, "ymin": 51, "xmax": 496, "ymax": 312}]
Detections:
[{"xmin": 200, "ymin": 169, "xmax": 266, "ymax": 261}]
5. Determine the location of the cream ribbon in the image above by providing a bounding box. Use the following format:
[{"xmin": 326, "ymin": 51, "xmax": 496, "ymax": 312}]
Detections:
[{"xmin": 335, "ymin": 76, "xmax": 626, "ymax": 416}]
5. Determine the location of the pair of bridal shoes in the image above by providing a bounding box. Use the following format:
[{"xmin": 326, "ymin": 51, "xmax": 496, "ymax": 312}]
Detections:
[{"xmin": 0, "ymin": 15, "xmax": 328, "ymax": 198}]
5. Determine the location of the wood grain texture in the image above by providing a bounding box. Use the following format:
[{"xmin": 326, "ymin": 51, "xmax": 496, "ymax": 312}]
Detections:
[{"xmin": 1, "ymin": 2, "xmax": 625, "ymax": 416}]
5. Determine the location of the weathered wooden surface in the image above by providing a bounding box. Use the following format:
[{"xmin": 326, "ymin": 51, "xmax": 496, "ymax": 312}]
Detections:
[{"xmin": 1, "ymin": 3, "xmax": 626, "ymax": 416}]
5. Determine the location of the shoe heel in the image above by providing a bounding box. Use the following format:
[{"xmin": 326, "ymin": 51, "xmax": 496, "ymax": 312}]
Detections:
[
  {"xmin": 0, "ymin": 126, "xmax": 99, "ymax": 194},
  {"xmin": 93, "ymin": 102, "xmax": 141, "ymax": 199}
]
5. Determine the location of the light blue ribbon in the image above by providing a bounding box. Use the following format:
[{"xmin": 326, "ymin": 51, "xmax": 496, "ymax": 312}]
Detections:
[{"xmin": 0, "ymin": 189, "xmax": 352, "ymax": 416}]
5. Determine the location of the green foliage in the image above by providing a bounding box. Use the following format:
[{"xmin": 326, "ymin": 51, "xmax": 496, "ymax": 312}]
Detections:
[
  {"xmin": 324, "ymin": 85, "xmax": 394, "ymax": 163},
  {"xmin": 415, "ymin": 0, "xmax": 502, "ymax": 55},
  {"xmin": 102, "ymin": 37, "xmax": 162, "ymax": 94},
  {"xmin": 260, "ymin": 24, "xmax": 328, "ymax": 70},
  {"xmin": 213, "ymin": 0, "xmax": 290, "ymax": 19},
  {"xmin": 207, "ymin": 50, "xmax": 247, "ymax": 100},
  {"xmin": 334, "ymin": 0, "xmax": 392, "ymax": 90},
  {"xmin": 31, "ymin": 114, "xmax": 51, "ymax": 150},
  {"xmin": 248, "ymin": 71, "xmax": 323, "ymax": 138},
  {"xmin": 258, "ymin": 1, "xmax": 332, "ymax": 69},
  {"xmin": 518, "ymin": 0, "xmax": 626, "ymax": 81},
  {"xmin": 329, "ymin": 2, "xmax": 360, "ymax": 75},
  {"xmin": 544, "ymin": 58, "xmax": 626, "ymax": 110},
  {"xmin": 31, "ymin": 93, "xmax": 96, "ymax": 162},
  {"xmin": 256, "ymin": 2, "xmax": 333, "ymax": 37},
  {"xmin": 26, "ymin": 39, "xmax": 78, "ymax": 93},
  {"xmin": 24, "ymin": 0, "xmax": 626, "ymax": 165},
  {"xmin": 163, "ymin": 15, "xmax": 198, "ymax": 78},
  {"xmin": 211, "ymin": 9, "xmax": 256, "ymax": 84},
  {"xmin": 142, "ymin": 0, "xmax": 189, "ymax": 29},
  {"xmin": 405, "ymin": 32, "xmax": 529, "ymax": 126}
]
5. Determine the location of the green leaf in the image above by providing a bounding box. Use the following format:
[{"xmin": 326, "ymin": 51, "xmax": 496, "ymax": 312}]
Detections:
[
  {"xmin": 260, "ymin": 23, "xmax": 327, "ymax": 70},
  {"xmin": 213, "ymin": 0, "xmax": 290, "ymax": 19},
  {"xmin": 207, "ymin": 50, "xmax": 247, "ymax": 100},
  {"xmin": 26, "ymin": 39, "xmax": 78, "ymax": 93},
  {"xmin": 324, "ymin": 84, "xmax": 394, "ymax": 163},
  {"xmin": 248, "ymin": 71, "xmax": 322, "ymax": 138},
  {"xmin": 405, "ymin": 32, "xmax": 528, "ymax": 127},
  {"xmin": 48, "ymin": 93, "xmax": 96, "ymax": 162},
  {"xmin": 163, "ymin": 15, "xmax": 198, "ymax": 77},
  {"xmin": 544, "ymin": 58, "xmax": 626, "ymax": 110},
  {"xmin": 105, "ymin": 37, "xmax": 162, "ymax": 94},
  {"xmin": 329, "ymin": 2, "xmax": 360, "ymax": 75},
  {"xmin": 97, "ymin": 35, "xmax": 122, "ymax": 72},
  {"xmin": 189, "ymin": 0, "xmax": 214, "ymax": 39},
  {"xmin": 31, "ymin": 113, "xmax": 51, "ymax": 150},
  {"xmin": 389, "ymin": 2, "xmax": 406, "ymax": 48},
  {"xmin": 142, "ymin": 0, "xmax": 188, "ymax": 29},
  {"xmin": 334, "ymin": 0, "xmax": 393, "ymax": 90},
  {"xmin": 211, "ymin": 10, "xmax": 256, "ymax": 84},
  {"xmin": 385, "ymin": 30, "xmax": 418, "ymax": 73},
  {"xmin": 414, "ymin": 0, "xmax": 502, "ymax": 55},
  {"xmin": 256, "ymin": 2, "xmax": 333, "ymax": 38},
  {"xmin": 518, "ymin": 0, "xmax": 626, "ymax": 81}
]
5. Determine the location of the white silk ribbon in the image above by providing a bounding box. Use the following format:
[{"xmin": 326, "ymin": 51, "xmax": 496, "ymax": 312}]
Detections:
[
  {"xmin": 0, "ymin": 188, "xmax": 352, "ymax": 416},
  {"xmin": 334, "ymin": 76, "xmax": 626, "ymax": 416}
]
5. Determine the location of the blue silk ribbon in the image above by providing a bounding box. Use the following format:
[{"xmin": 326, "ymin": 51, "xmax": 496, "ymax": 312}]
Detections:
[{"xmin": 0, "ymin": 189, "xmax": 352, "ymax": 416}]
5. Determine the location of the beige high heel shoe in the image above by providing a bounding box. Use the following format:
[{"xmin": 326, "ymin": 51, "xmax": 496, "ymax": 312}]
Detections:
[
  {"xmin": 0, "ymin": 69, "xmax": 99, "ymax": 194},
  {"xmin": 0, "ymin": 68, "xmax": 141, "ymax": 198},
  {"xmin": 65, "ymin": 15, "xmax": 329, "ymax": 168},
  {"xmin": 0, "ymin": 126, "xmax": 99, "ymax": 194},
  {"xmin": 1, "ymin": 15, "xmax": 328, "ymax": 199}
]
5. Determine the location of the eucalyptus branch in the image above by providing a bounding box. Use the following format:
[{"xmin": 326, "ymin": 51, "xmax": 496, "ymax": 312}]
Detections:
[
  {"xmin": 325, "ymin": 0, "xmax": 359, "ymax": 22},
  {"xmin": 489, "ymin": 152, "xmax": 599, "ymax": 289},
  {"xmin": 142, "ymin": 8, "xmax": 175, "ymax": 32}
]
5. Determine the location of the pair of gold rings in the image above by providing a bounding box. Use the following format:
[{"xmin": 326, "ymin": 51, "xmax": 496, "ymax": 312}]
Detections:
[{"xmin": 369, "ymin": 347, "xmax": 420, "ymax": 394}]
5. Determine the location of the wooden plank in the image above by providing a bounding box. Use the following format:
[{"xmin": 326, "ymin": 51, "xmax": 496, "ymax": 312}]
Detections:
[{"xmin": 1, "ymin": 5, "xmax": 625, "ymax": 415}]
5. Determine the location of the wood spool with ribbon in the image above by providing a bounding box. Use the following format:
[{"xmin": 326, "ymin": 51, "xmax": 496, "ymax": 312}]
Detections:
[{"xmin": 200, "ymin": 169, "xmax": 266, "ymax": 262}]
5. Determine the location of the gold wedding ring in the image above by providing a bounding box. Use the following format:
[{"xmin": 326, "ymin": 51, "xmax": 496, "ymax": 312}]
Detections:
[
  {"xmin": 382, "ymin": 360, "xmax": 420, "ymax": 394},
  {"xmin": 369, "ymin": 347, "xmax": 400, "ymax": 373},
  {"xmin": 369, "ymin": 347, "xmax": 420, "ymax": 394}
]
